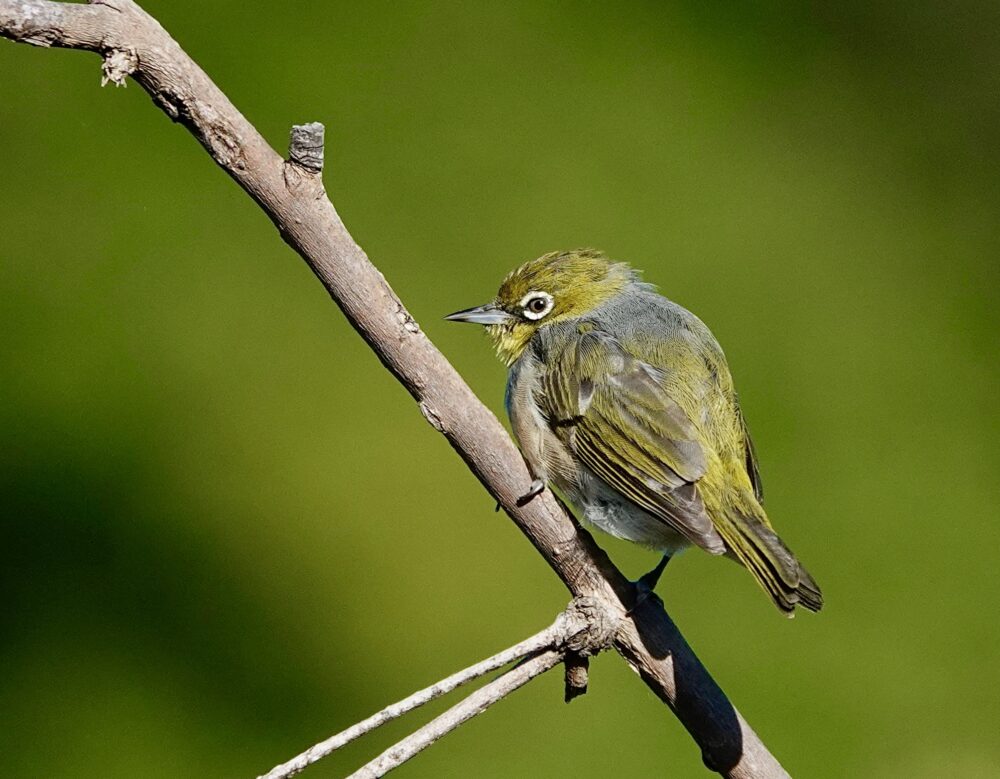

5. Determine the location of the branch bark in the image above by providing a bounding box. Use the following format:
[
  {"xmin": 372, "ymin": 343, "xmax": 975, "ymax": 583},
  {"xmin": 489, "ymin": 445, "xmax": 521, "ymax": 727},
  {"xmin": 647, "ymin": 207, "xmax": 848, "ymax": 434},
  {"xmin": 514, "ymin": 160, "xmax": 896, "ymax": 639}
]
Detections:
[{"xmin": 0, "ymin": 2, "xmax": 792, "ymax": 777}]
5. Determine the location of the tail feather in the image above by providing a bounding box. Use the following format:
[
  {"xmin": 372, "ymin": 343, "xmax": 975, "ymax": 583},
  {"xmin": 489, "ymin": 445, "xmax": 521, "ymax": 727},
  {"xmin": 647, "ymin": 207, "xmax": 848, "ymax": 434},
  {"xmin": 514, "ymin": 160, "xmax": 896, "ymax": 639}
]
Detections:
[
  {"xmin": 717, "ymin": 511, "xmax": 823, "ymax": 615},
  {"xmin": 795, "ymin": 565, "xmax": 824, "ymax": 612}
]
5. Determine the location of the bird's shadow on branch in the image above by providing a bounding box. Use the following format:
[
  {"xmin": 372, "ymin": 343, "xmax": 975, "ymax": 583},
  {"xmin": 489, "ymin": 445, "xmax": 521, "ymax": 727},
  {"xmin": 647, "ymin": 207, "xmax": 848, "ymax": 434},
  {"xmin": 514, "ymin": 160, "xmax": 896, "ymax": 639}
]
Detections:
[
  {"xmin": 557, "ymin": 512, "xmax": 744, "ymax": 772},
  {"xmin": 630, "ymin": 594, "xmax": 744, "ymax": 773}
]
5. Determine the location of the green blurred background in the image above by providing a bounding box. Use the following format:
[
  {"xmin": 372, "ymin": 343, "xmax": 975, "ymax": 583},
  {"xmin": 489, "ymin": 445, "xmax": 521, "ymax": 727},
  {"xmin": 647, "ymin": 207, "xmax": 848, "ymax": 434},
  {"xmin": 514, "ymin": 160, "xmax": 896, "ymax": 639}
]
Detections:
[{"xmin": 2, "ymin": 2, "xmax": 998, "ymax": 777}]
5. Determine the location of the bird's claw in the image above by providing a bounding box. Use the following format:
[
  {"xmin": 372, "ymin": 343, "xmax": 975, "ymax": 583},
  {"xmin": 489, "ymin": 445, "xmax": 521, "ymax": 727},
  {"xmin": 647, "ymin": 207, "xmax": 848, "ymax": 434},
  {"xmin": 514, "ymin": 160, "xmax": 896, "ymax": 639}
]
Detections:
[{"xmin": 515, "ymin": 479, "xmax": 546, "ymax": 507}]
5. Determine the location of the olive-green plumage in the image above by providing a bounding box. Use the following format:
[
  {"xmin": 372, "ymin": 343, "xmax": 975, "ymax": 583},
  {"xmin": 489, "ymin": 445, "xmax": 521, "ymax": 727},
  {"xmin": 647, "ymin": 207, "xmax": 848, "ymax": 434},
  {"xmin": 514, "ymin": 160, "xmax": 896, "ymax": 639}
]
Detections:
[{"xmin": 447, "ymin": 249, "xmax": 822, "ymax": 614}]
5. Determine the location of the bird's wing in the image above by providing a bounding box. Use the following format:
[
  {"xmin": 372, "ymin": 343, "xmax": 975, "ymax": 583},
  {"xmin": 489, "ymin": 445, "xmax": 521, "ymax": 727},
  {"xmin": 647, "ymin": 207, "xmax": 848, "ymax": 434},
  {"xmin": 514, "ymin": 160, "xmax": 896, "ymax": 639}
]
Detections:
[
  {"xmin": 541, "ymin": 328, "xmax": 725, "ymax": 554},
  {"xmin": 738, "ymin": 404, "xmax": 764, "ymax": 503}
]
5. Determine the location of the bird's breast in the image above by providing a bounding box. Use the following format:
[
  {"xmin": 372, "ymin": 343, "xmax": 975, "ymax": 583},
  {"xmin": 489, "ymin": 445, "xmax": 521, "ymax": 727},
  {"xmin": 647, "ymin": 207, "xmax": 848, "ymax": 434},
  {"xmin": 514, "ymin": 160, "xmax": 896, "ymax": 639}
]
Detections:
[{"xmin": 507, "ymin": 356, "xmax": 580, "ymax": 490}]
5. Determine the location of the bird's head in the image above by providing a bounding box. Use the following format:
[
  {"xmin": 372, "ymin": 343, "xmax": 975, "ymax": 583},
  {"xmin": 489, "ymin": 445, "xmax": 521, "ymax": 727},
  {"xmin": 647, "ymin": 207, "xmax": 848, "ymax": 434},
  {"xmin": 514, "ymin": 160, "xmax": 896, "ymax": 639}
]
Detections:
[{"xmin": 446, "ymin": 249, "xmax": 636, "ymax": 365}]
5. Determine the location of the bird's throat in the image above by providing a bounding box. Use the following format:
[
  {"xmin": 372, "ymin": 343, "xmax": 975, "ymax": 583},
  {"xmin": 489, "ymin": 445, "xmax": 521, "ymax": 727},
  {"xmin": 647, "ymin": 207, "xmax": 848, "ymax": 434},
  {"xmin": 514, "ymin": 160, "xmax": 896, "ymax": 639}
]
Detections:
[{"xmin": 488, "ymin": 322, "xmax": 534, "ymax": 366}]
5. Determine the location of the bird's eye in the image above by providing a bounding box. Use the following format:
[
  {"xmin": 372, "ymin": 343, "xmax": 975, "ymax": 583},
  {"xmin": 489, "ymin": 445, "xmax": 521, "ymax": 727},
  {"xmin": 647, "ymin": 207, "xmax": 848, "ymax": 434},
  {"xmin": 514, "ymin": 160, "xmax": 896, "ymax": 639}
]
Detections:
[{"xmin": 520, "ymin": 291, "xmax": 554, "ymax": 320}]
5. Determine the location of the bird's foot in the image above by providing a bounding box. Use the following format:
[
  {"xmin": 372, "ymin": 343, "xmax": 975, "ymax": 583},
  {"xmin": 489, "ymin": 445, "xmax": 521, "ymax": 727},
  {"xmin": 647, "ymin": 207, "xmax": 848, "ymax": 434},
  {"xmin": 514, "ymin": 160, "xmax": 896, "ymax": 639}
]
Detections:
[
  {"xmin": 493, "ymin": 479, "xmax": 546, "ymax": 512},
  {"xmin": 626, "ymin": 554, "xmax": 671, "ymax": 616},
  {"xmin": 627, "ymin": 580, "xmax": 663, "ymax": 617},
  {"xmin": 515, "ymin": 479, "xmax": 546, "ymax": 507}
]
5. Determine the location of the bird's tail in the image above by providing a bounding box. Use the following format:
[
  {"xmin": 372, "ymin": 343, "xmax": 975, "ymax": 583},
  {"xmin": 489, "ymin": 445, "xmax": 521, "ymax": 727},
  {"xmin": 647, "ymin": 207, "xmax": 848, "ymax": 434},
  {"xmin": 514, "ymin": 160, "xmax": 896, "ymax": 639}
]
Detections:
[{"xmin": 716, "ymin": 510, "xmax": 823, "ymax": 615}]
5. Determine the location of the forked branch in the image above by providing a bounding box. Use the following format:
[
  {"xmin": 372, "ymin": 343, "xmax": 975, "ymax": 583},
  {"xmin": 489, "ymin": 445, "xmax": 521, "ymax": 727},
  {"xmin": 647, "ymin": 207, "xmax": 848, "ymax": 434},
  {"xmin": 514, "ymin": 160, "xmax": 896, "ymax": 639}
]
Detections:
[
  {"xmin": 346, "ymin": 649, "xmax": 563, "ymax": 779},
  {"xmin": 0, "ymin": 2, "xmax": 791, "ymax": 777},
  {"xmin": 259, "ymin": 601, "xmax": 606, "ymax": 779}
]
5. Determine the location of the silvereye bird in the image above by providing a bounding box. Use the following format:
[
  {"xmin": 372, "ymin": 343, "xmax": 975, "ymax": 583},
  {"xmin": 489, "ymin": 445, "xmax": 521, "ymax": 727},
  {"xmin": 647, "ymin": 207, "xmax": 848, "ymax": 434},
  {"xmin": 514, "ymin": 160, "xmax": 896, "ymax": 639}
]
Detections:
[{"xmin": 447, "ymin": 249, "xmax": 822, "ymax": 614}]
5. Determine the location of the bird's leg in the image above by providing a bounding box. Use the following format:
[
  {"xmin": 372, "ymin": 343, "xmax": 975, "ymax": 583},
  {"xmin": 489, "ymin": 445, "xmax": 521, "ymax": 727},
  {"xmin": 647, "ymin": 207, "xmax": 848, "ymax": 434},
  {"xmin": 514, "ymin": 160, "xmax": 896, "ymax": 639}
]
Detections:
[
  {"xmin": 516, "ymin": 478, "xmax": 546, "ymax": 506},
  {"xmin": 639, "ymin": 553, "xmax": 672, "ymax": 590},
  {"xmin": 627, "ymin": 554, "xmax": 672, "ymax": 616}
]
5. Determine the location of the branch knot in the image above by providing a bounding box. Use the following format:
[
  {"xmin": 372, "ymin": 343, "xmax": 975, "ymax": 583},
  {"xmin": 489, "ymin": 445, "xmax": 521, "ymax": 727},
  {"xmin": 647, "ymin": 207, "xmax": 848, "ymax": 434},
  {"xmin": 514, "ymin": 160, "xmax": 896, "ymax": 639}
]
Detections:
[
  {"xmin": 288, "ymin": 122, "xmax": 325, "ymax": 173},
  {"xmin": 558, "ymin": 596, "xmax": 619, "ymax": 703},
  {"xmin": 560, "ymin": 596, "xmax": 619, "ymax": 657},
  {"xmin": 100, "ymin": 47, "xmax": 137, "ymax": 87}
]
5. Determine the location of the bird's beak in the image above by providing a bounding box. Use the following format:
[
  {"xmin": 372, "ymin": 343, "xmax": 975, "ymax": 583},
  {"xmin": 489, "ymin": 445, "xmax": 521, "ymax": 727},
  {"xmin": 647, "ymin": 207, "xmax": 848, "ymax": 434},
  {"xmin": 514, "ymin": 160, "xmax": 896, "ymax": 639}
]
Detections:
[{"xmin": 444, "ymin": 302, "xmax": 512, "ymax": 325}]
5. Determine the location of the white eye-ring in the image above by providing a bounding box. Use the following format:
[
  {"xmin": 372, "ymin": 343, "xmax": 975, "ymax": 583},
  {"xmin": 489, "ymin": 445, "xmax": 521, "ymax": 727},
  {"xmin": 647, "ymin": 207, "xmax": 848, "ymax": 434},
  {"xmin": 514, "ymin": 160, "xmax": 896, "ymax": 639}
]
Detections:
[{"xmin": 519, "ymin": 291, "xmax": 554, "ymax": 320}]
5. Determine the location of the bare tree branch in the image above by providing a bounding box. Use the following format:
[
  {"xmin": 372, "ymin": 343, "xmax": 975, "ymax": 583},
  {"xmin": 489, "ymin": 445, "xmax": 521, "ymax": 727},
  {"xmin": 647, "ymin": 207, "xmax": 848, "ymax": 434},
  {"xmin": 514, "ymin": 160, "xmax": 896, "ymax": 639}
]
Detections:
[
  {"xmin": 1, "ymin": 2, "xmax": 793, "ymax": 777},
  {"xmin": 258, "ymin": 604, "xmax": 590, "ymax": 779},
  {"xmin": 346, "ymin": 649, "xmax": 564, "ymax": 779}
]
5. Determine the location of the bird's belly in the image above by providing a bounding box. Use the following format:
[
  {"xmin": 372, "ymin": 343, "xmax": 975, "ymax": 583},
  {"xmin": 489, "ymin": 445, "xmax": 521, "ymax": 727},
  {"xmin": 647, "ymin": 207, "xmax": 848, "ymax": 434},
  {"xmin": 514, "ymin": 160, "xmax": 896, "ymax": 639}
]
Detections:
[
  {"xmin": 520, "ymin": 400, "xmax": 691, "ymax": 555},
  {"xmin": 562, "ymin": 471, "xmax": 691, "ymax": 555}
]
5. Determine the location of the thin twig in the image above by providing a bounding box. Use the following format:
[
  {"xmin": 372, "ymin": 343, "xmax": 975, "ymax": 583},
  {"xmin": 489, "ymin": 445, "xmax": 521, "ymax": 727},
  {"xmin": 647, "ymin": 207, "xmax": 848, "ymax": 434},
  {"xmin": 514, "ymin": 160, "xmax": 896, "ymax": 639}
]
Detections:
[
  {"xmin": 346, "ymin": 650, "xmax": 564, "ymax": 779},
  {"xmin": 258, "ymin": 616, "xmax": 568, "ymax": 779}
]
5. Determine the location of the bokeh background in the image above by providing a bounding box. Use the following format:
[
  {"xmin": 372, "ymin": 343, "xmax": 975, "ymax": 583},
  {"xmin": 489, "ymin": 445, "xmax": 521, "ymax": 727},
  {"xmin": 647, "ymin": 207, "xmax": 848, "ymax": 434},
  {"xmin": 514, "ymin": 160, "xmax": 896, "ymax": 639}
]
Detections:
[{"xmin": 2, "ymin": 2, "xmax": 998, "ymax": 777}]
